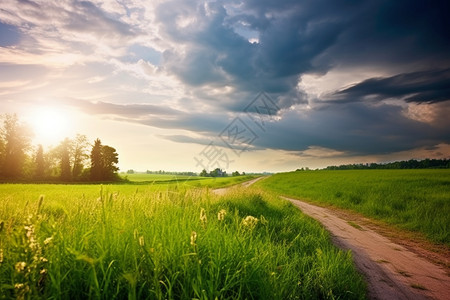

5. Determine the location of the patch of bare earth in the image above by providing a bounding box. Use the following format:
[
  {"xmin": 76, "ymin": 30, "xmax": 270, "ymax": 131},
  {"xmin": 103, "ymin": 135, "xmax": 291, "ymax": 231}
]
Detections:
[{"xmin": 284, "ymin": 196, "xmax": 450, "ymax": 300}]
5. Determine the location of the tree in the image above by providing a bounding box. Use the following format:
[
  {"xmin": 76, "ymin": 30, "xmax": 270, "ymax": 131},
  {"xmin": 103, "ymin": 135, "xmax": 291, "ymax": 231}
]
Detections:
[
  {"xmin": 90, "ymin": 138, "xmax": 103, "ymax": 181},
  {"xmin": 35, "ymin": 144, "xmax": 45, "ymax": 180},
  {"xmin": 0, "ymin": 114, "xmax": 33, "ymax": 179},
  {"xmin": 72, "ymin": 134, "xmax": 89, "ymax": 180},
  {"xmin": 90, "ymin": 139, "xmax": 120, "ymax": 181},
  {"xmin": 102, "ymin": 145, "xmax": 119, "ymax": 180},
  {"xmin": 199, "ymin": 169, "xmax": 209, "ymax": 177},
  {"xmin": 232, "ymin": 171, "xmax": 240, "ymax": 176}
]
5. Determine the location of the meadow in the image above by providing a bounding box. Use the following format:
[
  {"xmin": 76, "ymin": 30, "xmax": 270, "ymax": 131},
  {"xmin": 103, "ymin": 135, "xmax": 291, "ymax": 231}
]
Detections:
[
  {"xmin": 0, "ymin": 178, "xmax": 366, "ymax": 299},
  {"xmin": 121, "ymin": 173, "xmax": 259, "ymax": 189},
  {"xmin": 256, "ymin": 169, "xmax": 450, "ymax": 245}
]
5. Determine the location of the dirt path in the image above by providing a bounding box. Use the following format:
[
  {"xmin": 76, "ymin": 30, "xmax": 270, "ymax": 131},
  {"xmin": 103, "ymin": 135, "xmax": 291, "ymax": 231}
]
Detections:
[
  {"xmin": 284, "ymin": 196, "xmax": 450, "ymax": 300},
  {"xmin": 213, "ymin": 176, "xmax": 266, "ymax": 196}
]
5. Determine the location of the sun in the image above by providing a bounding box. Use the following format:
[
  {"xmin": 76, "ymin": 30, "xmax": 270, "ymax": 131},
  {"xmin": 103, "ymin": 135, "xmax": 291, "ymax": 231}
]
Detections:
[{"xmin": 29, "ymin": 107, "xmax": 72, "ymax": 146}]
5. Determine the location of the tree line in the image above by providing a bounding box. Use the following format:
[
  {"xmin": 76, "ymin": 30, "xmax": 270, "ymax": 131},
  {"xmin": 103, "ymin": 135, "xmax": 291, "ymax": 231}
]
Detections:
[
  {"xmin": 0, "ymin": 114, "xmax": 121, "ymax": 182},
  {"xmin": 322, "ymin": 159, "xmax": 450, "ymax": 170}
]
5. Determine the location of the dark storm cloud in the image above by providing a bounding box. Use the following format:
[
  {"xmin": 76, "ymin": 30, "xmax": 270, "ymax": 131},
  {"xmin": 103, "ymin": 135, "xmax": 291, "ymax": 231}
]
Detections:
[
  {"xmin": 156, "ymin": 0, "xmax": 450, "ymax": 109},
  {"xmin": 331, "ymin": 69, "xmax": 450, "ymax": 104}
]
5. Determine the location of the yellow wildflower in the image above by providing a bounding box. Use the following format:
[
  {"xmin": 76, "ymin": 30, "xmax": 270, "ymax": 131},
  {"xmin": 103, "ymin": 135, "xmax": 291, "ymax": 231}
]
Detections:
[
  {"xmin": 241, "ymin": 216, "xmax": 259, "ymax": 229},
  {"xmin": 217, "ymin": 209, "xmax": 226, "ymax": 221},
  {"xmin": 15, "ymin": 262, "xmax": 27, "ymax": 273}
]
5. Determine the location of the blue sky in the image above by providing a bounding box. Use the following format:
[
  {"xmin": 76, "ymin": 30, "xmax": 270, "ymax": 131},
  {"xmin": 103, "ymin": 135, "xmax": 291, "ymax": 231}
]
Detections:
[{"xmin": 1, "ymin": 0, "xmax": 449, "ymax": 172}]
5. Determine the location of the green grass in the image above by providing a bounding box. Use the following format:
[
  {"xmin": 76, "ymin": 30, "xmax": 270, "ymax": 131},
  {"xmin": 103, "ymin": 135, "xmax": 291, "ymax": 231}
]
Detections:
[
  {"xmin": 256, "ymin": 169, "xmax": 450, "ymax": 245},
  {"xmin": 0, "ymin": 183, "xmax": 366, "ymax": 299},
  {"xmin": 120, "ymin": 173, "xmax": 259, "ymax": 188}
]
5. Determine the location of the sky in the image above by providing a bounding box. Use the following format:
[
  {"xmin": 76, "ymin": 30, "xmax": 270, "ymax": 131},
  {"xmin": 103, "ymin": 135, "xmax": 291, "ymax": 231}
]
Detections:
[{"xmin": 1, "ymin": 0, "xmax": 449, "ymax": 173}]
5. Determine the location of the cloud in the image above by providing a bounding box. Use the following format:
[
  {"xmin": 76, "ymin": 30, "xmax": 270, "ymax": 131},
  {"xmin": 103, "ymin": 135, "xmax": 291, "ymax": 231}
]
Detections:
[{"xmin": 330, "ymin": 69, "xmax": 450, "ymax": 104}]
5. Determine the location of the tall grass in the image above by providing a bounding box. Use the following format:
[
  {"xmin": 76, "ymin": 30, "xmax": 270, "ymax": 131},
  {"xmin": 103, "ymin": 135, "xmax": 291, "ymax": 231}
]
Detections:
[
  {"xmin": 256, "ymin": 170, "xmax": 450, "ymax": 245},
  {"xmin": 0, "ymin": 184, "xmax": 366, "ymax": 299}
]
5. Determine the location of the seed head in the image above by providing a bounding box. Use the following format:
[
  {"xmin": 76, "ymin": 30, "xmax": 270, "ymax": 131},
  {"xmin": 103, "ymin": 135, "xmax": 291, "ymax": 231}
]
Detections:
[
  {"xmin": 190, "ymin": 231, "xmax": 197, "ymax": 246},
  {"xmin": 217, "ymin": 209, "xmax": 226, "ymax": 221},
  {"xmin": 200, "ymin": 208, "xmax": 207, "ymax": 225}
]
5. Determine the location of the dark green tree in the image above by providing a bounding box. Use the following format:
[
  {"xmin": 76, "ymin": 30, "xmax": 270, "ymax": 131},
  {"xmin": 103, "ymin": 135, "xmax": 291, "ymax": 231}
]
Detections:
[{"xmin": 0, "ymin": 114, "xmax": 32, "ymax": 179}]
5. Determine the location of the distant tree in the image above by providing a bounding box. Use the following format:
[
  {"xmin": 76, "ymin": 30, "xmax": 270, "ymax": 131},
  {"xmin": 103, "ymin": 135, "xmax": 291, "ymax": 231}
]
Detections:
[
  {"xmin": 72, "ymin": 134, "xmax": 89, "ymax": 180},
  {"xmin": 232, "ymin": 171, "xmax": 240, "ymax": 176},
  {"xmin": 59, "ymin": 138, "xmax": 72, "ymax": 181},
  {"xmin": 127, "ymin": 169, "xmax": 135, "ymax": 174},
  {"xmin": 90, "ymin": 138, "xmax": 103, "ymax": 181},
  {"xmin": 35, "ymin": 144, "xmax": 45, "ymax": 180},
  {"xmin": 200, "ymin": 169, "xmax": 209, "ymax": 177},
  {"xmin": 0, "ymin": 114, "xmax": 33, "ymax": 179},
  {"xmin": 210, "ymin": 168, "xmax": 225, "ymax": 177}
]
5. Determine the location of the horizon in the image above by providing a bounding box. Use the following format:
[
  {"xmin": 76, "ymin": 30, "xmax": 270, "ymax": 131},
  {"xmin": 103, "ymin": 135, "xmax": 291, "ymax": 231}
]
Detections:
[{"xmin": 1, "ymin": 0, "xmax": 449, "ymax": 173}]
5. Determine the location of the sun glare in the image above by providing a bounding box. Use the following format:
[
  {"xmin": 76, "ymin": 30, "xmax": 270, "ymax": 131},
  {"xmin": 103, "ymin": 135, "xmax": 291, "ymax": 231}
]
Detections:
[{"xmin": 29, "ymin": 107, "xmax": 72, "ymax": 146}]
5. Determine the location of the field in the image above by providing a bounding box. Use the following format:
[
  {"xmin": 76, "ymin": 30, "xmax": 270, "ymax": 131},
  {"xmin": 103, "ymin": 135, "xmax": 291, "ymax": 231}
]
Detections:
[
  {"xmin": 256, "ymin": 169, "xmax": 450, "ymax": 245},
  {"xmin": 0, "ymin": 178, "xmax": 366, "ymax": 299},
  {"xmin": 120, "ymin": 173, "xmax": 260, "ymax": 189}
]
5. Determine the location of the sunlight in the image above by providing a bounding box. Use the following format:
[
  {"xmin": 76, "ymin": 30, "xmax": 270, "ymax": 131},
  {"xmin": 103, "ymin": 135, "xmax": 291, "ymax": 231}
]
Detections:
[{"xmin": 29, "ymin": 107, "xmax": 72, "ymax": 146}]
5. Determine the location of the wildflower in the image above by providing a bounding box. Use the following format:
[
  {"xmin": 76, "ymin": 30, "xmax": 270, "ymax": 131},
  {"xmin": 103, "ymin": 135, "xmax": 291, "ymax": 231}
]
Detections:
[
  {"xmin": 0, "ymin": 249, "xmax": 3, "ymax": 263},
  {"xmin": 40, "ymin": 257, "xmax": 48, "ymax": 263},
  {"xmin": 40, "ymin": 269, "xmax": 47, "ymax": 275},
  {"xmin": 217, "ymin": 209, "xmax": 226, "ymax": 221},
  {"xmin": 15, "ymin": 262, "xmax": 27, "ymax": 273},
  {"xmin": 190, "ymin": 231, "xmax": 197, "ymax": 246},
  {"xmin": 200, "ymin": 208, "xmax": 207, "ymax": 226},
  {"xmin": 139, "ymin": 236, "xmax": 145, "ymax": 247},
  {"xmin": 241, "ymin": 216, "xmax": 259, "ymax": 229}
]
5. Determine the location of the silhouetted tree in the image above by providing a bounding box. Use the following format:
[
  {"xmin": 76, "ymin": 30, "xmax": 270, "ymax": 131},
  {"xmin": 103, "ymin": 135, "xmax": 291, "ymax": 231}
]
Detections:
[
  {"xmin": 0, "ymin": 114, "xmax": 32, "ymax": 179},
  {"xmin": 90, "ymin": 138, "xmax": 103, "ymax": 181},
  {"xmin": 90, "ymin": 139, "xmax": 119, "ymax": 181},
  {"xmin": 35, "ymin": 144, "xmax": 45, "ymax": 180}
]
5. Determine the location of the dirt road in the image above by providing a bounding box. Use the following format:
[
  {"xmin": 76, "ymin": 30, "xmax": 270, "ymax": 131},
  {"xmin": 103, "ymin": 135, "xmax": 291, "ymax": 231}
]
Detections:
[
  {"xmin": 213, "ymin": 178, "xmax": 450, "ymax": 299},
  {"xmin": 213, "ymin": 176, "xmax": 266, "ymax": 196},
  {"xmin": 285, "ymin": 196, "xmax": 450, "ymax": 300}
]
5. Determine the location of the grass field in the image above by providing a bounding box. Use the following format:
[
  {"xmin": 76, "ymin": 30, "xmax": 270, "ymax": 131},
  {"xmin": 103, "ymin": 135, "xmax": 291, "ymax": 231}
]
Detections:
[
  {"xmin": 0, "ymin": 181, "xmax": 366, "ymax": 299},
  {"xmin": 121, "ymin": 173, "xmax": 259, "ymax": 189},
  {"xmin": 256, "ymin": 169, "xmax": 450, "ymax": 245}
]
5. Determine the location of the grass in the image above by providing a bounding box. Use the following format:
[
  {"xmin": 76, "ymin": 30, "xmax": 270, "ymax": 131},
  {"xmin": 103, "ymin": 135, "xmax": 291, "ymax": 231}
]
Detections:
[
  {"xmin": 120, "ymin": 173, "xmax": 259, "ymax": 188},
  {"xmin": 256, "ymin": 169, "xmax": 450, "ymax": 245},
  {"xmin": 0, "ymin": 183, "xmax": 366, "ymax": 299}
]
